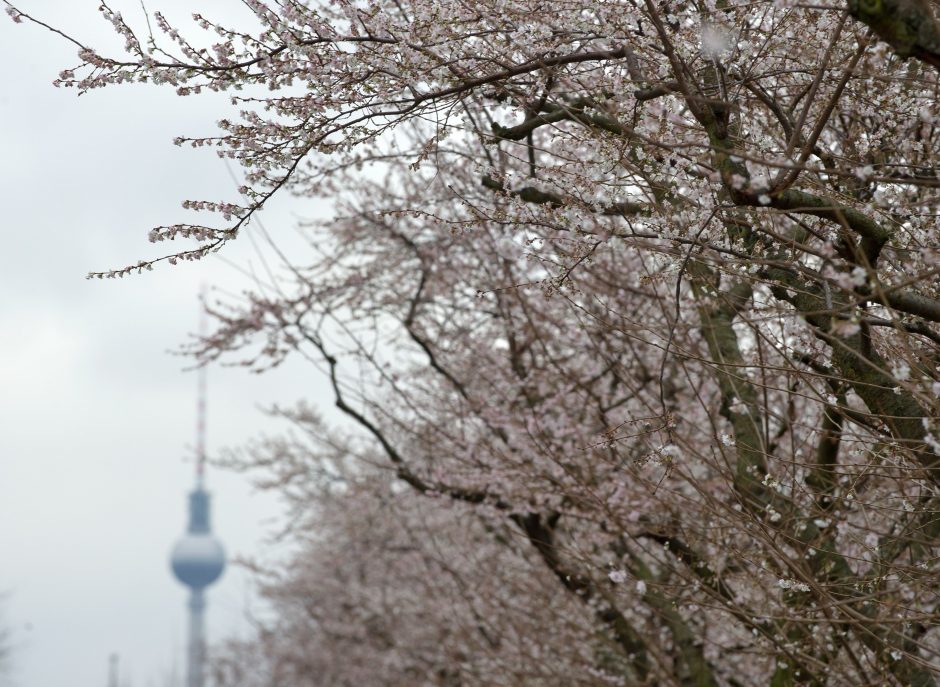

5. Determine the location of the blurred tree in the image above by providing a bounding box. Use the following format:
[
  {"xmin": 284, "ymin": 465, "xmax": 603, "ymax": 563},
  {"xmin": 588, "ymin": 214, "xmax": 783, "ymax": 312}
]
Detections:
[{"xmin": 0, "ymin": 597, "xmax": 11, "ymax": 685}]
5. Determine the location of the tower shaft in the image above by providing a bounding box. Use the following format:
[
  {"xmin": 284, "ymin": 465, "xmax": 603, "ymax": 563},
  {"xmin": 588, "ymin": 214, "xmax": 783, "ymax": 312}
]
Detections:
[
  {"xmin": 107, "ymin": 653, "xmax": 119, "ymax": 687},
  {"xmin": 186, "ymin": 588, "xmax": 207, "ymax": 687}
]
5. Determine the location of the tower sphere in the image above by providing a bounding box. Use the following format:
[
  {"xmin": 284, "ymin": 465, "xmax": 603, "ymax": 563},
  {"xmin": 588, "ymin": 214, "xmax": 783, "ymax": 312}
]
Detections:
[{"xmin": 171, "ymin": 533, "xmax": 225, "ymax": 589}]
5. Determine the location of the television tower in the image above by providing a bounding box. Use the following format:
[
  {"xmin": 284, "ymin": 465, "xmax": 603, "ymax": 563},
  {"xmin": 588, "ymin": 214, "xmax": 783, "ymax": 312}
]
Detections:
[{"xmin": 170, "ymin": 302, "xmax": 225, "ymax": 687}]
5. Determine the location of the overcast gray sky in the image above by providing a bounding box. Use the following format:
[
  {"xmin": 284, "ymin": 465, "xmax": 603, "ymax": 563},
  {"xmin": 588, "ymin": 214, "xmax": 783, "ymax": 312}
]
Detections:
[{"xmin": 0, "ymin": 3, "xmax": 333, "ymax": 685}]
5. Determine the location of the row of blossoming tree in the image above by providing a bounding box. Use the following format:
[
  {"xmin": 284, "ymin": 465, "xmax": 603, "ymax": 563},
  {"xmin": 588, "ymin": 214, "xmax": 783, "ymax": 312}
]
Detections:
[{"xmin": 11, "ymin": 0, "xmax": 940, "ymax": 683}]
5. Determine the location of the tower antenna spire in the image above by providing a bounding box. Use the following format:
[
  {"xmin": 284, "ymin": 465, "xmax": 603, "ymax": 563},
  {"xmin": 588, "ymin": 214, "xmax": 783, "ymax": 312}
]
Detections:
[{"xmin": 196, "ymin": 283, "xmax": 207, "ymax": 486}]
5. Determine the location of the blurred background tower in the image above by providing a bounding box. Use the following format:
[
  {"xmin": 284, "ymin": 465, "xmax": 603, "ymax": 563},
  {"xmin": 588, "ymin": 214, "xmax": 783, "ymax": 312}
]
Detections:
[{"xmin": 170, "ymin": 303, "xmax": 225, "ymax": 687}]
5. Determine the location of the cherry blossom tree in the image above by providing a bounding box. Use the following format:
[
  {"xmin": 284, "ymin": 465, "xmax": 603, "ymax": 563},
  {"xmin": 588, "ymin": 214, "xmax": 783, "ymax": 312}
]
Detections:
[
  {"xmin": 10, "ymin": 0, "xmax": 940, "ymax": 684},
  {"xmin": 212, "ymin": 416, "xmax": 616, "ymax": 686}
]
